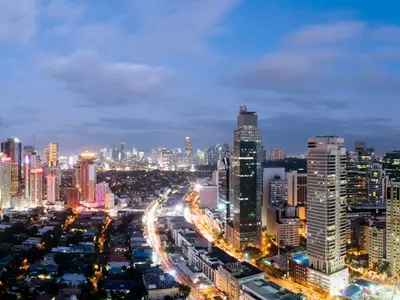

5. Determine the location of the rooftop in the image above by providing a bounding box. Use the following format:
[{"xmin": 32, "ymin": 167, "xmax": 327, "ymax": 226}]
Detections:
[
  {"xmin": 242, "ymin": 279, "xmax": 306, "ymax": 300},
  {"xmin": 143, "ymin": 268, "xmax": 180, "ymax": 290},
  {"xmin": 222, "ymin": 261, "xmax": 264, "ymax": 279}
]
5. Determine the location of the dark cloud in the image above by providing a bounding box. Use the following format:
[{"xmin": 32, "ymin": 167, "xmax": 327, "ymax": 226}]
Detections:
[{"xmin": 42, "ymin": 51, "xmax": 172, "ymax": 106}]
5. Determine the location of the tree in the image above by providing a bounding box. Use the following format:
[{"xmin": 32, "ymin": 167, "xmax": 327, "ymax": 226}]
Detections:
[
  {"xmin": 2, "ymin": 215, "xmax": 10, "ymax": 223},
  {"xmin": 180, "ymin": 285, "xmax": 191, "ymax": 298}
]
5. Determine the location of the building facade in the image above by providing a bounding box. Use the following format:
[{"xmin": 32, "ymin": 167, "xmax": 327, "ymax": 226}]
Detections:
[
  {"xmin": 30, "ymin": 168, "xmax": 44, "ymax": 206},
  {"xmin": 287, "ymin": 171, "xmax": 307, "ymax": 207},
  {"xmin": 46, "ymin": 173, "xmax": 57, "ymax": 205},
  {"xmin": 231, "ymin": 107, "xmax": 263, "ymax": 250},
  {"xmin": 368, "ymin": 222, "xmax": 386, "ymax": 268},
  {"xmin": 76, "ymin": 151, "xmax": 96, "ymax": 203},
  {"xmin": 1, "ymin": 138, "xmax": 22, "ymax": 196},
  {"xmin": 386, "ymin": 182, "xmax": 400, "ymax": 275},
  {"xmin": 0, "ymin": 157, "xmax": 11, "ymax": 209},
  {"xmin": 307, "ymin": 136, "xmax": 348, "ymax": 293},
  {"xmin": 185, "ymin": 137, "xmax": 192, "ymax": 165}
]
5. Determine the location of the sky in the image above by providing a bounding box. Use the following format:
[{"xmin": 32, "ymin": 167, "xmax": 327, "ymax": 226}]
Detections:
[{"xmin": 2, "ymin": 0, "xmax": 400, "ymax": 155}]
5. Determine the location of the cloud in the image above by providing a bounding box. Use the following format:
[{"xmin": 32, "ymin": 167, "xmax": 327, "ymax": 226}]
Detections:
[
  {"xmin": 287, "ymin": 21, "xmax": 365, "ymax": 45},
  {"xmin": 129, "ymin": 0, "xmax": 240, "ymax": 57},
  {"xmin": 43, "ymin": 0, "xmax": 84, "ymax": 20},
  {"xmin": 0, "ymin": 0, "xmax": 36, "ymax": 44},
  {"xmin": 42, "ymin": 51, "xmax": 173, "ymax": 106},
  {"xmin": 370, "ymin": 26, "xmax": 400, "ymax": 42}
]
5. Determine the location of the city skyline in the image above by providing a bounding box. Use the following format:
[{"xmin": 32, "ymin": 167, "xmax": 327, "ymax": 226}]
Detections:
[{"xmin": 2, "ymin": 1, "xmax": 400, "ymax": 153}]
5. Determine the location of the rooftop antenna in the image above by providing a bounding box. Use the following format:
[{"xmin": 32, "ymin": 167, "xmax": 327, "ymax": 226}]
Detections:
[{"xmin": 33, "ymin": 134, "xmax": 36, "ymax": 151}]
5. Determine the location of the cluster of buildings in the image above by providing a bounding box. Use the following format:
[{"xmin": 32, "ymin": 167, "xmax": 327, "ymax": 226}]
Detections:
[{"xmin": 156, "ymin": 214, "xmax": 305, "ymax": 300}]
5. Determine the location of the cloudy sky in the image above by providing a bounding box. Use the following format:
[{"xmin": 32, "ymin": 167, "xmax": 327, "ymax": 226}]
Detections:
[{"xmin": 2, "ymin": 0, "xmax": 400, "ymax": 155}]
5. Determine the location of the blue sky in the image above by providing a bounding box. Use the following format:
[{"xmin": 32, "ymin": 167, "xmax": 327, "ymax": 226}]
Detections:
[{"xmin": 2, "ymin": 0, "xmax": 400, "ymax": 154}]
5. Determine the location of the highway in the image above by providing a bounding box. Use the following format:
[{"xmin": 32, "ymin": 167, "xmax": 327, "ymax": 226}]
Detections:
[{"xmin": 146, "ymin": 200, "xmax": 203, "ymax": 300}]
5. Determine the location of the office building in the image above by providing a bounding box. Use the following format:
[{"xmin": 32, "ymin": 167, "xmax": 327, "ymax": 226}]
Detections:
[
  {"xmin": 46, "ymin": 173, "xmax": 57, "ymax": 205},
  {"xmin": 267, "ymin": 206, "xmax": 300, "ymax": 247},
  {"xmin": 76, "ymin": 150, "xmax": 96, "ymax": 203},
  {"xmin": 138, "ymin": 150, "xmax": 144, "ymax": 160},
  {"xmin": 24, "ymin": 150, "xmax": 38, "ymax": 202},
  {"xmin": 111, "ymin": 146, "xmax": 119, "ymax": 160},
  {"xmin": 217, "ymin": 157, "xmax": 230, "ymax": 223},
  {"xmin": 386, "ymin": 182, "xmax": 400, "ymax": 275},
  {"xmin": 216, "ymin": 262, "xmax": 264, "ymax": 300},
  {"xmin": 382, "ymin": 150, "xmax": 400, "ymax": 182},
  {"xmin": 368, "ymin": 222, "xmax": 386, "ymax": 268},
  {"xmin": 46, "ymin": 143, "xmax": 59, "ymax": 167},
  {"xmin": 207, "ymin": 143, "xmax": 229, "ymax": 166},
  {"xmin": 271, "ymin": 148, "xmax": 285, "ymax": 161},
  {"xmin": 95, "ymin": 182, "xmax": 110, "ymax": 207},
  {"xmin": 368, "ymin": 163, "xmax": 384, "ymax": 203},
  {"xmin": 307, "ymin": 136, "xmax": 348, "ymax": 293},
  {"xmin": 44, "ymin": 148, "xmax": 49, "ymax": 166},
  {"xmin": 66, "ymin": 187, "xmax": 80, "ymax": 210},
  {"xmin": 262, "ymin": 168, "xmax": 286, "ymax": 228},
  {"xmin": 104, "ymin": 192, "xmax": 115, "ymax": 210},
  {"xmin": 0, "ymin": 157, "xmax": 11, "ymax": 209},
  {"xmin": 231, "ymin": 107, "xmax": 263, "ymax": 250},
  {"xmin": 30, "ymin": 168, "xmax": 44, "ymax": 206},
  {"xmin": 185, "ymin": 137, "xmax": 192, "ymax": 165},
  {"xmin": 346, "ymin": 142, "xmax": 374, "ymax": 204},
  {"xmin": 120, "ymin": 140, "xmax": 126, "ymax": 160},
  {"xmin": 1, "ymin": 138, "xmax": 22, "ymax": 196},
  {"xmin": 287, "ymin": 171, "xmax": 307, "ymax": 207}
]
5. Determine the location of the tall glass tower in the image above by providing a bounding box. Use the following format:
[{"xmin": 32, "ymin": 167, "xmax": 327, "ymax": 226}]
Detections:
[{"xmin": 231, "ymin": 106, "xmax": 262, "ymax": 250}]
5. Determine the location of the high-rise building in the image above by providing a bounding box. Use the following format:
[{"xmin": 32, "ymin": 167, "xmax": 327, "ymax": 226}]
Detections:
[
  {"xmin": 185, "ymin": 137, "xmax": 192, "ymax": 165},
  {"xmin": 382, "ymin": 150, "xmax": 400, "ymax": 182},
  {"xmin": 0, "ymin": 157, "xmax": 12, "ymax": 209},
  {"xmin": 368, "ymin": 222, "xmax": 386, "ymax": 269},
  {"xmin": 386, "ymin": 181, "xmax": 400, "ymax": 275},
  {"xmin": 24, "ymin": 150, "xmax": 38, "ymax": 202},
  {"xmin": 95, "ymin": 182, "xmax": 110, "ymax": 207},
  {"xmin": 120, "ymin": 140, "xmax": 126, "ymax": 160},
  {"xmin": 76, "ymin": 150, "xmax": 96, "ymax": 203},
  {"xmin": 111, "ymin": 146, "xmax": 119, "ymax": 160},
  {"xmin": 231, "ymin": 106, "xmax": 262, "ymax": 250},
  {"xmin": 272, "ymin": 148, "xmax": 285, "ymax": 161},
  {"xmin": 66, "ymin": 187, "xmax": 80, "ymax": 210},
  {"xmin": 48, "ymin": 143, "xmax": 59, "ymax": 167},
  {"xmin": 307, "ymin": 136, "xmax": 348, "ymax": 293},
  {"xmin": 368, "ymin": 163, "xmax": 384, "ymax": 203},
  {"xmin": 46, "ymin": 173, "xmax": 57, "ymax": 205},
  {"xmin": 105, "ymin": 192, "xmax": 115, "ymax": 210},
  {"xmin": 346, "ymin": 142, "xmax": 374, "ymax": 204},
  {"xmin": 30, "ymin": 168, "xmax": 43, "ymax": 206},
  {"xmin": 217, "ymin": 157, "xmax": 230, "ymax": 224},
  {"xmin": 138, "ymin": 150, "xmax": 145, "ymax": 160},
  {"xmin": 44, "ymin": 148, "xmax": 49, "ymax": 166},
  {"xmin": 287, "ymin": 171, "xmax": 307, "ymax": 207},
  {"xmin": 1, "ymin": 138, "xmax": 22, "ymax": 196}
]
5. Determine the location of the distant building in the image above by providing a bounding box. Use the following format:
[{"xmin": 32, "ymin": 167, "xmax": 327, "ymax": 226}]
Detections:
[
  {"xmin": 185, "ymin": 137, "xmax": 192, "ymax": 165},
  {"xmin": 0, "ymin": 157, "xmax": 11, "ymax": 209},
  {"xmin": 30, "ymin": 168, "xmax": 44, "ymax": 206},
  {"xmin": 382, "ymin": 150, "xmax": 400, "ymax": 181},
  {"xmin": 105, "ymin": 192, "xmax": 115, "ymax": 210},
  {"xmin": 48, "ymin": 143, "xmax": 59, "ymax": 167},
  {"xmin": 76, "ymin": 150, "xmax": 96, "ymax": 203},
  {"xmin": 120, "ymin": 140, "xmax": 126, "ymax": 160},
  {"xmin": 271, "ymin": 148, "xmax": 285, "ymax": 161},
  {"xmin": 1, "ymin": 138, "xmax": 22, "ymax": 196},
  {"xmin": 66, "ymin": 187, "xmax": 80, "ymax": 210},
  {"xmin": 46, "ymin": 173, "xmax": 57, "ymax": 205},
  {"xmin": 368, "ymin": 163, "xmax": 384, "ymax": 203},
  {"xmin": 262, "ymin": 168, "xmax": 286, "ymax": 228},
  {"xmin": 95, "ymin": 182, "xmax": 110, "ymax": 207},
  {"xmin": 217, "ymin": 157, "xmax": 230, "ymax": 223},
  {"xmin": 287, "ymin": 171, "xmax": 307, "ymax": 207}
]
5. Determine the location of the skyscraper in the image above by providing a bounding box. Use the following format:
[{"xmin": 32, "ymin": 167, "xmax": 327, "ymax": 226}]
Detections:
[
  {"xmin": 231, "ymin": 106, "xmax": 262, "ymax": 250},
  {"xmin": 382, "ymin": 150, "xmax": 400, "ymax": 181},
  {"xmin": 287, "ymin": 171, "xmax": 307, "ymax": 207},
  {"xmin": 307, "ymin": 136, "xmax": 348, "ymax": 293},
  {"xmin": 30, "ymin": 168, "xmax": 43, "ymax": 206},
  {"xmin": 217, "ymin": 157, "xmax": 230, "ymax": 224},
  {"xmin": 346, "ymin": 142, "xmax": 374, "ymax": 204},
  {"xmin": 76, "ymin": 150, "xmax": 96, "ymax": 203},
  {"xmin": 185, "ymin": 137, "xmax": 192, "ymax": 165},
  {"xmin": 48, "ymin": 143, "xmax": 59, "ymax": 167},
  {"xmin": 0, "ymin": 157, "xmax": 11, "ymax": 209},
  {"xmin": 368, "ymin": 163, "xmax": 384, "ymax": 203},
  {"xmin": 120, "ymin": 140, "xmax": 126, "ymax": 160},
  {"xmin": 24, "ymin": 150, "xmax": 38, "ymax": 202},
  {"xmin": 386, "ymin": 181, "xmax": 400, "ymax": 275},
  {"xmin": 66, "ymin": 187, "xmax": 80, "ymax": 210},
  {"xmin": 46, "ymin": 173, "xmax": 57, "ymax": 205},
  {"xmin": 1, "ymin": 138, "xmax": 22, "ymax": 196}
]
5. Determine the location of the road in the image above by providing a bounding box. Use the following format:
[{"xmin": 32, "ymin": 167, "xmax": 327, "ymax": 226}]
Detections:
[{"xmin": 146, "ymin": 200, "xmax": 203, "ymax": 300}]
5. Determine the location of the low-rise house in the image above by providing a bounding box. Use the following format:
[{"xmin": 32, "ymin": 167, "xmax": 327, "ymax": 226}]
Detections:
[
  {"xmin": 59, "ymin": 273, "xmax": 86, "ymax": 287},
  {"xmin": 143, "ymin": 268, "xmax": 181, "ymax": 300}
]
